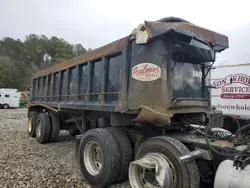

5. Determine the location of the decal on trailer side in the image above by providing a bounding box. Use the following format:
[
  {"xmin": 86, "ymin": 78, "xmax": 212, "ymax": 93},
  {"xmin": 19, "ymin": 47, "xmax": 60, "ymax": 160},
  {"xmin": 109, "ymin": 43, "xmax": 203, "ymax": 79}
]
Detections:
[{"xmin": 132, "ymin": 63, "xmax": 161, "ymax": 81}]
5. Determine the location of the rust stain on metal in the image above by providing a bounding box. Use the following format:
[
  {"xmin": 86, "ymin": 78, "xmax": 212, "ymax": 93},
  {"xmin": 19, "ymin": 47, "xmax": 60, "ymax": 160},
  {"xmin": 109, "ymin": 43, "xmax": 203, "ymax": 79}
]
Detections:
[
  {"xmin": 135, "ymin": 101, "xmax": 211, "ymax": 125},
  {"xmin": 34, "ymin": 37, "xmax": 129, "ymax": 78},
  {"xmin": 35, "ymin": 20, "xmax": 228, "ymax": 79},
  {"xmin": 167, "ymin": 98, "xmax": 209, "ymax": 109},
  {"xmin": 135, "ymin": 105, "xmax": 173, "ymax": 125},
  {"xmin": 144, "ymin": 21, "xmax": 229, "ymax": 49}
]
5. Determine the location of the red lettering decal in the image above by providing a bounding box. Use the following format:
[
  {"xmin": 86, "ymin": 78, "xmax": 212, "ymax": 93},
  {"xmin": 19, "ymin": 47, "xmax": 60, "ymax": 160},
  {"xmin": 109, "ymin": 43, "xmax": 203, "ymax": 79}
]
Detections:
[
  {"xmin": 232, "ymin": 75, "xmax": 237, "ymax": 82},
  {"xmin": 243, "ymin": 77, "xmax": 248, "ymax": 84},
  {"xmin": 238, "ymin": 76, "xmax": 243, "ymax": 82},
  {"xmin": 142, "ymin": 64, "xmax": 148, "ymax": 73},
  {"xmin": 222, "ymin": 79, "xmax": 227, "ymax": 86},
  {"xmin": 132, "ymin": 63, "xmax": 161, "ymax": 81}
]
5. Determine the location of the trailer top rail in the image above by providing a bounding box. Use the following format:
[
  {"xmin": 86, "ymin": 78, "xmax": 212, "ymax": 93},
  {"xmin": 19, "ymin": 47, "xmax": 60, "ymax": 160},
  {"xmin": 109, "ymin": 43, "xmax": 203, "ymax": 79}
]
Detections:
[{"xmin": 34, "ymin": 19, "xmax": 228, "ymax": 78}]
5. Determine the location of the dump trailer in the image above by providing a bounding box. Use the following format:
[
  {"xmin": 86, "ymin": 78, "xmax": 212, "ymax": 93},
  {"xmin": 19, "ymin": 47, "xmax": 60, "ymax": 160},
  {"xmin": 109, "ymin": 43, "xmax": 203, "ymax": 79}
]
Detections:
[{"xmin": 27, "ymin": 17, "xmax": 250, "ymax": 188}]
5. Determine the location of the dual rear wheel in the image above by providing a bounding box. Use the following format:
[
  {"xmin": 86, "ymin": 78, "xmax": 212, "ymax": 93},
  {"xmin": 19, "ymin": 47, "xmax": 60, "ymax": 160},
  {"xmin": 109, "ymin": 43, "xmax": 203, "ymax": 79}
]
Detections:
[
  {"xmin": 27, "ymin": 112, "xmax": 60, "ymax": 143},
  {"xmin": 78, "ymin": 128, "xmax": 133, "ymax": 188},
  {"xmin": 28, "ymin": 112, "xmax": 200, "ymax": 187},
  {"xmin": 78, "ymin": 130, "xmax": 200, "ymax": 188}
]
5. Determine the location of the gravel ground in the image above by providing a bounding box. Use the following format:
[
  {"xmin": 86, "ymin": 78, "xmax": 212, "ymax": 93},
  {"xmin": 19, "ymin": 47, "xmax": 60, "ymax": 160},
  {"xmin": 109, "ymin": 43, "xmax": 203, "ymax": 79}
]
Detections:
[{"xmin": 0, "ymin": 108, "xmax": 131, "ymax": 188}]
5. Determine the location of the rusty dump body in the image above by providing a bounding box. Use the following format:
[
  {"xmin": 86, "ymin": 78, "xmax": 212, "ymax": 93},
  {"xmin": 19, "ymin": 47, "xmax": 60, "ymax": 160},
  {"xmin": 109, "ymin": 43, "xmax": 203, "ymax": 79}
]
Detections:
[{"xmin": 30, "ymin": 17, "xmax": 229, "ymax": 126}]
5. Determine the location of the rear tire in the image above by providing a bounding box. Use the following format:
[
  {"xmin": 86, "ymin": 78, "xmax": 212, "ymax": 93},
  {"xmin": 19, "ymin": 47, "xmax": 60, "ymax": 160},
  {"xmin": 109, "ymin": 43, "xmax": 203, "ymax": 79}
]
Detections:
[
  {"xmin": 131, "ymin": 136, "xmax": 200, "ymax": 188},
  {"xmin": 27, "ymin": 111, "xmax": 39, "ymax": 137},
  {"xmin": 35, "ymin": 113, "xmax": 51, "ymax": 144},
  {"xmin": 49, "ymin": 113, "xmax": 60, "ymax": 142},
  {"xmin": 3, "ymin": 104, "xmax": 9, "ymax": 109},
  {"xmin": 106, "ymin": 127, "xmax": 133, "ymax": 183},
  {"xmin": 79, "ymin": 128, "xmax": 120, "ymax": 188}
]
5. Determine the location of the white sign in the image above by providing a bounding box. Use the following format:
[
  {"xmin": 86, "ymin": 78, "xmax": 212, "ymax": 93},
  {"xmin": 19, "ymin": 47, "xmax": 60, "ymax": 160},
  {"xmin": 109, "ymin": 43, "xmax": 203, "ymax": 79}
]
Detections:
[
  {"xmin": 193, "ymin": 70, "xmax": 202, "ymax": 78},
  {"xmin": 211, "ymin": 64, "xmax": 250, "ymax": 118},
  {"xmin": 132, "ymin": 63, "xmax": 161, "ymax": 81}
]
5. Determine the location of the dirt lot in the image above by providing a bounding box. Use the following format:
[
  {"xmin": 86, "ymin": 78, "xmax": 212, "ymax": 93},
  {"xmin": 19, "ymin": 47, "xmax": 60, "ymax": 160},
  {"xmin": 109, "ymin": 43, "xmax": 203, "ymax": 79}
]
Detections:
[
  {"xmin": 0, "ymin": 108, "xmax": 90, "ymax": 187},
  {"xmin": 0, "ymin": 108, "xmax": 132, "ymax": 188},
  {"xmin": 0, "ymin": 108, "xmax": 214, "ymax": 188}
]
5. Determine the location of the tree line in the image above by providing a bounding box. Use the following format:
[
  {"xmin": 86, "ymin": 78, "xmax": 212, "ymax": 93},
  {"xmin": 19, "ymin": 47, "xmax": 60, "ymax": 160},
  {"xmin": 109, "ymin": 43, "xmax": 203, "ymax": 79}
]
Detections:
[{"xmin": 0, "ymin": 34, "xmax": 89, "ymax": 90}]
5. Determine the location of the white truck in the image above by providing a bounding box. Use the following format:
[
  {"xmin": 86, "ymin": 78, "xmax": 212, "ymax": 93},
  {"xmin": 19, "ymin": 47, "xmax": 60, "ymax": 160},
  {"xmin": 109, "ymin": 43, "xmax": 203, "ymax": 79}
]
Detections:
[
  {"xmin": 0, "ymin": 88, "xmax": 21, "ymax": 109},
  {"xmin": 211, "ymin": 63, "xmax": 250, "ymax": 122}
]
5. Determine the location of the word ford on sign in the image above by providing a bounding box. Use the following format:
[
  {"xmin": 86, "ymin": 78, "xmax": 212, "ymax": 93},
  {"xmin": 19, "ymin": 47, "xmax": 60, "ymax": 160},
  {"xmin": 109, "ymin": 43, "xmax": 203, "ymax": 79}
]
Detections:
[{"xmin": 132, "ymin": 63, "xmax": 161, "ymax": 81}]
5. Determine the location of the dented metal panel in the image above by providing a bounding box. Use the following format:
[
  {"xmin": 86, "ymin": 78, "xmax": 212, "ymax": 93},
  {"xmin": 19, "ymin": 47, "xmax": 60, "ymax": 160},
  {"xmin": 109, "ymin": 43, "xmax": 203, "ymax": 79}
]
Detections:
[
  {"xmin": 35, "ymin": 19, "xmax": 228, "ymax": 78},
  {"xmin": 130, "ymin": 21, "xmax": 229, "ymax": 51}
]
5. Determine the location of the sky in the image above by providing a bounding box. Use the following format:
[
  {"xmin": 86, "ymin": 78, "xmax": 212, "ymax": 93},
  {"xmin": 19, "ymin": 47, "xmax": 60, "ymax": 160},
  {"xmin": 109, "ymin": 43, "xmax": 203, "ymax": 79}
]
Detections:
[{"xmin": 1, "ymin": 0, "xmax": 250, "ymax": 64}]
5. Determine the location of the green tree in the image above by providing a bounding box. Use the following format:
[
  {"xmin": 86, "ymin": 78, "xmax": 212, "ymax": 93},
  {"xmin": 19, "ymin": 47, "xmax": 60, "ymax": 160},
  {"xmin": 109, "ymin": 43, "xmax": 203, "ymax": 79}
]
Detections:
[
  {"xmin": 0, "ymin": 34, "xmax": 87, "ymax": 90},
  {"xmin": 73, "ymin": 44, "xmax": 86, "ymax": 56},
  {"xmin": 0, "ymin": 38, "xmax": 26, "ymax": 61},
  {"xmin": 48, "ymin": 37, "xmax": 74, "ymax": 63},
  {"xmin": 0, "ymin": 58, "xmax": 27, "ymax": 89}
]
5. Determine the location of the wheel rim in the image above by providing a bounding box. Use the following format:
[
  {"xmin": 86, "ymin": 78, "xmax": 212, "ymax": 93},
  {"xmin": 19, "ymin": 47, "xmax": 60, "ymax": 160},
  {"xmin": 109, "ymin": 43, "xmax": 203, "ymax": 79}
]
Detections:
[
  {"xmin": 84, "ymin": 141, "xmax": 103, "ymax": 176},
  {"xmin": 36, "ymin": 119, "xmax": 42, "ymax": 138},
  {"xmin": 129, "ymin": 153, "xmax": 176, "ymax": 188},
  {"xmin": 3, "ymin": 105, "xmax": 8, "ymax": 109},
  {"xmin": 28, "ymin": 118, "xmax": 32, "ymax": 133},
  {"xmin": 139, "ymin": 155, "xmax": 176, "ymax": 188},
  {"xmin": 139, "ymin": 167, "xmax": 161, "ymax": 188},
  {"xmin": 162, "ymin": 155, "xmax": 177, "ymax": 187}
]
